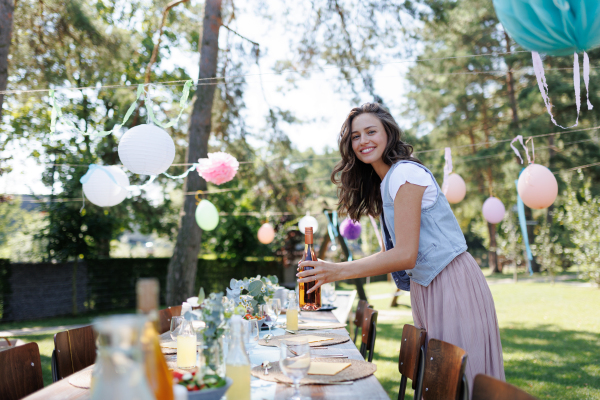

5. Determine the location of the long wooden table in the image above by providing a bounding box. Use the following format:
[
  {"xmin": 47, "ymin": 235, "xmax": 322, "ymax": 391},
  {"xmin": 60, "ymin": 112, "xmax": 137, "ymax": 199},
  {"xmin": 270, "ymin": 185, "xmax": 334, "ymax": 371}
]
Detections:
[{"xmin": 24, "ymin": 293, "xmax": 388, "ymax": 400}]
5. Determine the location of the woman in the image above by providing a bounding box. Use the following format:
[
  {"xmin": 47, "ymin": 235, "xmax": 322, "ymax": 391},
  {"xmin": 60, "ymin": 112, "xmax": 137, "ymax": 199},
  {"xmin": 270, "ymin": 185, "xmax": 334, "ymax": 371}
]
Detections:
[{"xmin": 297, "ymin": 103, "xmax": 505, "ymax": 392}]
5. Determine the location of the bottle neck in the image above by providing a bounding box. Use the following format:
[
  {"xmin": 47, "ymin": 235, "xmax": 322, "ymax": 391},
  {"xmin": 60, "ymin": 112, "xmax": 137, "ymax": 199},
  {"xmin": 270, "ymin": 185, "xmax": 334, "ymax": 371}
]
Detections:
[{"xmin": 227, "ymin": 319, "xmax": 249, "ymax": 365}]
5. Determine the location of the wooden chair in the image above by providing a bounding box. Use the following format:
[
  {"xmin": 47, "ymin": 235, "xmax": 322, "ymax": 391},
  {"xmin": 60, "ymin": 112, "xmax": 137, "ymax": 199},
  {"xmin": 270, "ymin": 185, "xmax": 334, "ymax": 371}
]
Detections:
[
  {"xmin": 398, "ymin": 324, "xmax": 427, "ymax": 400},
  {"xmin": 169, "ymin": 305, "xmax": 182, "ymax": 317},
  {"xmin": 0, "ymin": 342, "xmax": 44, "ymax": 400},
  {"xmin": 473, "ymin": 374, "xmax": 539, "ymax": 400},
  {"xmin": 353, "ymin": 299, "xmax": 369, "ymax": 343},
  {"xmin": 359, "ymin": 307, "xmax": 378, "ymax": 362},
  {"xmin": 52, "ymin": 325, "xmax": 97, "ymax": 381},
  {"xmin": 158, "ymin": 307, "xmax": 173, "ymax": 334},
  {"xmin": 421, "ymin": 338, "xmax": 468, "ymax": 400}
]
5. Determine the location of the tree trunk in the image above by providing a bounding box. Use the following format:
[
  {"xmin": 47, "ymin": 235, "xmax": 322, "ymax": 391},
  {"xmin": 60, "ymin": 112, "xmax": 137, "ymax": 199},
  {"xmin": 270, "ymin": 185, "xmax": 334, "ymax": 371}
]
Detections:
[
  {"xmin": 166, "ymin": 0, "xmax": 222, "ymax": 306},
  {"xmin": 0, "ymin": 0, "xmax": 15, "ymax": 119},
  {"xmin": 487, "ymin": 222, "xmax": 501, "ymax": 273}
]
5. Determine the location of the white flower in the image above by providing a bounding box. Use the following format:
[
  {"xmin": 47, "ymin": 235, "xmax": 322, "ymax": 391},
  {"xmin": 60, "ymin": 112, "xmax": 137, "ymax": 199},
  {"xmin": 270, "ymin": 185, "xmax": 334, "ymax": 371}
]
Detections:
[{"xmin": 186, "ymin": 297, "xmax": 200, "ymax": 307}]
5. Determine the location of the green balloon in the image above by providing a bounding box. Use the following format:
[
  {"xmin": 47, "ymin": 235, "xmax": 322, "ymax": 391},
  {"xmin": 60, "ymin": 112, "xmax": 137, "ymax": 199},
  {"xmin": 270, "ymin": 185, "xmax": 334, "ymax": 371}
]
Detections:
[{"xmin": 195, "ymin": 199, "xmax": 219, "ymax": 231}]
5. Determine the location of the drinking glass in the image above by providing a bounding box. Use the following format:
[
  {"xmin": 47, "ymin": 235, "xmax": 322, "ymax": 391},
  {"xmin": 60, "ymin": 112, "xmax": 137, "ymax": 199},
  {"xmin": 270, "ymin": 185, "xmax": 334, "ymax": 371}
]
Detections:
[
  {"xmin": 170, "ymin": 316, "xmax": 183, "ymax": 341},
  {"xmin": 259, "ymin": 304, "xmax": 276, "ymax": 335},
  {"xmin": 268, "ymin": 298, "xmax": 282, "ymax": 327},
  {"xmin": 242, "ymin": 319, "xmax": 259, "ymax": 354},
  {"xmin": 279, "ymin": 338, "xmax": 311, "ymax": 400}
]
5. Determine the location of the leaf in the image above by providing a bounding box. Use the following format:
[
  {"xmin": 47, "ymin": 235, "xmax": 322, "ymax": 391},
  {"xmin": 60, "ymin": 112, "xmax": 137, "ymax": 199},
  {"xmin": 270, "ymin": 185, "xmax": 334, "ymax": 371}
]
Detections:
[
  {"xmin": 198, "ymin": 287, "xmax": 205, "ymax": 303},
  {"xmin": 230, "ymin": 278, "xmax": 237, "ymax": 289},
  {"xmin": 248, "ymin": 280, "xmax": 263, "ymax": 295}
]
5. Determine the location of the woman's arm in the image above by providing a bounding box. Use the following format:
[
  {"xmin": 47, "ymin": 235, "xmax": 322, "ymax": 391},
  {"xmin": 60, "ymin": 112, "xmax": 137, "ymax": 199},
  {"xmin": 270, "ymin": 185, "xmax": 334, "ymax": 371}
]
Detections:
[{"xmin": 297, "ymin": 182, "xmax": 425, "ymax": 293}]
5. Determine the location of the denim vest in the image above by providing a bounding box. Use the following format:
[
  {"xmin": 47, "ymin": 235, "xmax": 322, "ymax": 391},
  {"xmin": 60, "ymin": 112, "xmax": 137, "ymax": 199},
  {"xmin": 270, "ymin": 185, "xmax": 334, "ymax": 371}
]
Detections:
[{"xmin": 381, "ymin": 160, "xmax": 467, "ymax": 290}]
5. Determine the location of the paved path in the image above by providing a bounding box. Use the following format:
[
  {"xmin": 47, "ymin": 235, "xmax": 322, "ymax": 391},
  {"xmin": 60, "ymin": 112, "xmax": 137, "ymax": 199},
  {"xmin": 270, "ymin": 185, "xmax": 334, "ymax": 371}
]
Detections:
[{"xmin": 0, "ymin": 324, "xmax": 86, "ymax": 337}]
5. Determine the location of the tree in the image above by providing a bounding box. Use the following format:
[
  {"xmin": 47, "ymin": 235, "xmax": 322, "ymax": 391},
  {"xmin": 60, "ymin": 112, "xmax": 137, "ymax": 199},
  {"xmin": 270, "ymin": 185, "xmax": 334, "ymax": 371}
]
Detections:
[
  {"xmin": 166, "ymin": 0, "xmax": 223, "ymax": 305},
  {"xmin": 0, "ymin": 0, "xmax": 14, "ymax": 119}
]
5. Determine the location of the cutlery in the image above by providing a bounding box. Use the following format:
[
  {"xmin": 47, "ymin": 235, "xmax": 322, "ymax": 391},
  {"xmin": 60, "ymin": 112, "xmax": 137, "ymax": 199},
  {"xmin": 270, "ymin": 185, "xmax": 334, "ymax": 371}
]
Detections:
[
  {"xmin": 285, "ymin": 329, "xmax": 296, "ymax": 334},
  {"xmin": 264, "ymin": 334, "xmax": 273, "ymax": 343},
  {"xmin": 274, "ymin": 377, "xmax": 353, "ymax": 386}
]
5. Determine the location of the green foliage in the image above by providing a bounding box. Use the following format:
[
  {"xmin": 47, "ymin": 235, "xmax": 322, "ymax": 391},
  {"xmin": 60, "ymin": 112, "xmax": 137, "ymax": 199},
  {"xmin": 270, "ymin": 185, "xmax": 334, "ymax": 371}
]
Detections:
[
  {"xmin": 557, "ymin": 173, "xmax": 600, "ymax": 286},
  {"xmin": 531, "ymin": 220, "xmax": 565, "ymax": 282},
  {"xmin": 497, "ymin": 211, "xmax": 525, "ymax": 269}
]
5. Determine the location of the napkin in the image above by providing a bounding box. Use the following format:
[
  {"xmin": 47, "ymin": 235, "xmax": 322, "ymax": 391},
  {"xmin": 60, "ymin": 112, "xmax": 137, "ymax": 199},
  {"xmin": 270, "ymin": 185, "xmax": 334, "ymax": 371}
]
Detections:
[{"xmin": 308, "ymin": 362, "xmax": 351, "ymax": 375}]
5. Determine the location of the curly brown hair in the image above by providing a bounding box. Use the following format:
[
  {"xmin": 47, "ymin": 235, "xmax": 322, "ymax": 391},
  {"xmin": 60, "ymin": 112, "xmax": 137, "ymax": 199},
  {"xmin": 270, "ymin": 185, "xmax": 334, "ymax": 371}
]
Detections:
[{"xmin": 331, "ymin": 103, "xmax": 422, "ymax": 221}]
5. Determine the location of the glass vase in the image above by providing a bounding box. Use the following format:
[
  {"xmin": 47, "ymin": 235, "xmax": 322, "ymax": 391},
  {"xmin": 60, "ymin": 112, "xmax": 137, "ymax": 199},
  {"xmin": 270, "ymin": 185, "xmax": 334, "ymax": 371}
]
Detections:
[{"xmin": 203, "ymin": 336, "xmax": 225, "ymax": 377}]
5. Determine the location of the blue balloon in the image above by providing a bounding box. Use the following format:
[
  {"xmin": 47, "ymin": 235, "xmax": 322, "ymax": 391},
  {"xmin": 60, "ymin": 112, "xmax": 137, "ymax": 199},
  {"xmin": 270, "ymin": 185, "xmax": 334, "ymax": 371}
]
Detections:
[{"xmin": 494, "ymin": 0, "xmax": 600, "ymax": 56}]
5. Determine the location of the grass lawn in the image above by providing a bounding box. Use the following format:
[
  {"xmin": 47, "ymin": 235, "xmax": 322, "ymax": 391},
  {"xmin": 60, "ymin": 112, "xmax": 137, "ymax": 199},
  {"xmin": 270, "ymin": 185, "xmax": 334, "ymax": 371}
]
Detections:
[
  {"xmin": 2, "ymin": 277, "xmax": 599, "ymax": 399},
  {"xmin": 341, "ymin": 276, "xmax": 600, "ymax": 400}
]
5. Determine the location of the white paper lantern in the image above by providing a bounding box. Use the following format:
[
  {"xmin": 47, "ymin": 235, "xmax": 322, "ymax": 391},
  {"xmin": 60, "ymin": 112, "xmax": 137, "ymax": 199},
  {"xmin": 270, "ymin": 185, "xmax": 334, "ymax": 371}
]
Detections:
[
  {"xmin": 82, "ymin": 166, "xmax": 129, "ymax": 207},
  {"xmin": 118, "ymin": 124, "xmax": 176, "ymax": 175},
  {"xmin": 298, "ymin": 213, "xmax": 318, "ymax": 234}
]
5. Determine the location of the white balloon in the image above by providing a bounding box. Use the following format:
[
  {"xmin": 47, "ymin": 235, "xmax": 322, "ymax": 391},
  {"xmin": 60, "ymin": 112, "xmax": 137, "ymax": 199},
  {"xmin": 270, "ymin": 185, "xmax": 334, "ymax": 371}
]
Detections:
[
  {"xmin": 82, "ymin": 166, "xmax": 129, "ymax": 207},
  {"xmin": 118, "ymin": 124, "xmax": 176, "ymax": 175},
  {"xmin": 482, "ymin": 197, "xmax": 506, "ymax": 224},
  {"xmin": 298, "ymin": 214, "xmax": 318, "ymax": 234}
]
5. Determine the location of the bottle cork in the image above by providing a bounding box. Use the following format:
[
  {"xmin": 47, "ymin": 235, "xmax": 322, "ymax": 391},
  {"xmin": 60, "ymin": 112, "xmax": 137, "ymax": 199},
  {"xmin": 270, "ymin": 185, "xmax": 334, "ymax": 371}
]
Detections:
[
  {"xmin": 136, "ymin": 278, "xmax": 159, "ymax": 314},
  {"xmin": 305, "ymin": 227, "xmax": 313, "ymax": 244}
]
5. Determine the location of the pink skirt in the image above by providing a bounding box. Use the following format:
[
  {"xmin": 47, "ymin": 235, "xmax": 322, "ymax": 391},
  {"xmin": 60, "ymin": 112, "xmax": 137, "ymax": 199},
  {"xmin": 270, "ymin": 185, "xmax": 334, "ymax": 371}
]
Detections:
[{"xmin": 411, "ymin": 251, "xmax": 505, "ymax": 395}]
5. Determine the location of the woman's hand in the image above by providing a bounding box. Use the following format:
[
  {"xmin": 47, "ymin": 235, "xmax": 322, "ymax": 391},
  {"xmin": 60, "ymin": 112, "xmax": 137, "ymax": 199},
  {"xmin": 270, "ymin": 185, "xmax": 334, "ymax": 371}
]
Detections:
[{"xmin": 296, "ymin": 259, "xmax": 342, "ymax": 294}]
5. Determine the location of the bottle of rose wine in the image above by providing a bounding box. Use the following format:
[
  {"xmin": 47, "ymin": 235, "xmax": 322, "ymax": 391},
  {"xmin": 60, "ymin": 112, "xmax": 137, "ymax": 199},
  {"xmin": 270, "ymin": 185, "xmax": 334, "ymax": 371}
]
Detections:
[{"xmin": 299, "ymin": 227, "xmax": 321, "ymax": 311}]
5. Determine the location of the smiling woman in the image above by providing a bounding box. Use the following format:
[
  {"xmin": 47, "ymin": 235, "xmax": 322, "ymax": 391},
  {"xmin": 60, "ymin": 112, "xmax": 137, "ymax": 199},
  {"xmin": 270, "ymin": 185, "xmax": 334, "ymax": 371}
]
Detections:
[{"xmin": 297, "ymin": 103, "xmax": 505, "ymax": 396}]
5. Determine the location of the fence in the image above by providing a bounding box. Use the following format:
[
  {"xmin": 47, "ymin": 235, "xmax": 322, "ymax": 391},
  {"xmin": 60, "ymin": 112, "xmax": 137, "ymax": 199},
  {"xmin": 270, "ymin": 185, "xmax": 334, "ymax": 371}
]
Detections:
[{"xmin": 0, "ymin": 257, "xmax": 283, "ymax": 322}]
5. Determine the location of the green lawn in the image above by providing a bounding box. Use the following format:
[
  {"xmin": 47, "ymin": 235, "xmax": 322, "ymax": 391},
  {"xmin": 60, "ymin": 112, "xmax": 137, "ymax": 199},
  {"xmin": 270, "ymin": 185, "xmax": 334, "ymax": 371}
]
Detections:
[
  {"xmin": 2, "ymin": 279, "xmax": 599, "ymax": 399},
  {"xmin": 343, "ymin": 277, "xmax": 600, "ymax": 400}
]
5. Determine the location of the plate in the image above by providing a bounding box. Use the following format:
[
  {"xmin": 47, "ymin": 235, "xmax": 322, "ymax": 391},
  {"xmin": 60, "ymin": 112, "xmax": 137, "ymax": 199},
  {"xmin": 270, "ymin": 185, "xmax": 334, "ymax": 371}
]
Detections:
[{"xmin": 187, "ymin": 377, "xmax": 232, "ymax": 400}]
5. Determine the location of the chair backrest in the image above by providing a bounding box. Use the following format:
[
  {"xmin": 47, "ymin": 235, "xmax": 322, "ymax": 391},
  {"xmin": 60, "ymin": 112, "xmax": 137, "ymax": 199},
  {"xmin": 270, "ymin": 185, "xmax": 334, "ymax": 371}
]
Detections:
[
  {"xmin": 422, "ymin": 338, "xmax": 468, "ymax": 400},
  {"xmin": 54, "ymin": 325, "xmax": 97, "ymax": 380},
  {"xmin": 353, "ymin": 299, "xmax": 369, "ymax": 327},
  {"xmin": 360, "ymin": 307, "xmax": 378, "ymax": 362},
  {"xmin": 399, "ymin": 324, "xmax": 427, "ymax": 385},
  {"xmin": 169, "ymin": 305, "xmax": 182, "ymax": 317},
  {"xmin": 158, "ymin": 308, "xmax": 173, "ymax": 334},
  {"xmin": 473, "ymin": 374, "xmax": 538, "ymax": 400},
  {"xmin": 0, "ymin": 342, "xmax": 44, "ymax": 400}
]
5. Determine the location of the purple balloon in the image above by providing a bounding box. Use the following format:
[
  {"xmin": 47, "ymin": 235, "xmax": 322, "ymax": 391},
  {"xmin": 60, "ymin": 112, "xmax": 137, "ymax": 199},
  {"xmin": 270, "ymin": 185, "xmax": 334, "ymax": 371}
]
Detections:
[{"xmin": 340, "ymin": 218, "xmax": 362, "ymax": 240}]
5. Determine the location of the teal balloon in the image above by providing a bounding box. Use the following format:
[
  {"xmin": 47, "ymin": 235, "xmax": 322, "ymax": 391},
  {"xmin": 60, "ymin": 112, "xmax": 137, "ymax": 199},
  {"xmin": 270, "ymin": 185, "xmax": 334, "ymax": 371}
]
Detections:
[
  {"xmin": 195, "ymin": 200, "xmax": 219, "ymax": 231},
  {"xmin": 494, "ymin": 0, "xmax": 600, "ymax": 56}
]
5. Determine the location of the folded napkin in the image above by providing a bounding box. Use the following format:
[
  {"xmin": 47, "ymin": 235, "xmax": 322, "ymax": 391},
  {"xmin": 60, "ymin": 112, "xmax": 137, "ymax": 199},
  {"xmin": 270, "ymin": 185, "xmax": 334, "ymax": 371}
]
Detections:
[{"xmin": 308, "ymin": 362, "xmax": 351, "ymax": 375}]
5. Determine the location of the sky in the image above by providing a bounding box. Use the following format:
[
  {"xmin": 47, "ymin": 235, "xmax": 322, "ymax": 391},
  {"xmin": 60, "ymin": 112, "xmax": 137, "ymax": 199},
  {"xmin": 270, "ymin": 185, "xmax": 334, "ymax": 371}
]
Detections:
[{"xmin": 0, "ymin": 1, "xmax": 414, "ymax": 196}]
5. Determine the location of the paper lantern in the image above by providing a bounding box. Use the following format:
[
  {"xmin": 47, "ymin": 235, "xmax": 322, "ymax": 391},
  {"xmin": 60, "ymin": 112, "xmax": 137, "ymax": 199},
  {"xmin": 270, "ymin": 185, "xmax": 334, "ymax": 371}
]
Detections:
[
  {"xmin": 482, "ymin": 197, "xmax": 506, "ymax": 224},
  {"xmin": 118, "ymin": 124, "xmax": 175, "ymax": 175},
  {"xmin": 493, "ymin": 0, "xmax": 600, "ymax": 56},
  {"xmin": 257, "ymin": 223, "xmax": 275, "ymax": 244},
  {"xmin": 195, "ymin": 200, "xmax": 219, "ymax": 231},
  {"xmin": 517, "ymin": 164, "xmax": 558, "ymax": 209},
  {"xmin": 298, "ymin": 213, "xmax": 318, "ymax": 234},
  {"xmin": 82, "ymin": 166, "xmax": 129, "ymax": 207},
  {"xmin": 340, "ymin": 218, "xmax": 361, "ymax": 240},
  {"xmin": 442, "ymin": 173, "xmax": 466, "ymax": 204}
]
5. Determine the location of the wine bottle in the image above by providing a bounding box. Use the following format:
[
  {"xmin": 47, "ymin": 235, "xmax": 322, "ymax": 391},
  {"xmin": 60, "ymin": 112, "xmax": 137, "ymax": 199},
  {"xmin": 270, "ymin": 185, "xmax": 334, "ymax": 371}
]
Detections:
[
  {"xmin": 136, "ymin": 278, "xmax": 174, "ymax": 400},
  {"xmin": 299, "ymin": 227, "xmax": 321, "ymax": 311}
]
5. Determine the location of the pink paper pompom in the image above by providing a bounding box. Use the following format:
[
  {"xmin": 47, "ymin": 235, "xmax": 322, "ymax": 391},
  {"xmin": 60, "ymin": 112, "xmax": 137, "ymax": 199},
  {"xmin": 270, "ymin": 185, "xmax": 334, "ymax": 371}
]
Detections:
[{"xmin": 196, "ymin": 152, "xmax": 239, "ymax": 185}]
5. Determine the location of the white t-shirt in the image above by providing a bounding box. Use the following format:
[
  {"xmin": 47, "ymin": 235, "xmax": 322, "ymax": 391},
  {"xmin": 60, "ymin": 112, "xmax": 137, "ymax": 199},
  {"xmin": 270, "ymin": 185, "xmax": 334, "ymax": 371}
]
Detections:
[{"xmin": 387, "ymin": 163, "xmax": 437, "ymax": 208}]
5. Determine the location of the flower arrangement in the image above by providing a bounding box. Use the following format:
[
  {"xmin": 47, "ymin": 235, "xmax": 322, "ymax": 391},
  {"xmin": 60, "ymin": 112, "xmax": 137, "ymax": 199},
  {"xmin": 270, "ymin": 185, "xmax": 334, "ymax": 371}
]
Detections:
[{"xmin": 226, "ymin": 275, "xmax": 279, "ymax": 312}]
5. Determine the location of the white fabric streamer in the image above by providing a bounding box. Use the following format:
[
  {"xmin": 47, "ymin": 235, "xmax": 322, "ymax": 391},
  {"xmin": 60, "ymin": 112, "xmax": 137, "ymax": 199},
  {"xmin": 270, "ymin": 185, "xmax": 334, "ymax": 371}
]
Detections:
[
  {"xmin": 443, "ymin": 147, "xmax": 453, "ymax": 181},
  {"xmin": 510, "ymin": 135, "xmax": 533, "ymax": 165},
  {"xmin": 584, "ymin": 52, "xmax": 594, "ymax": 110},
  {"xmin": 532, "ymin": 51, "xmax": 594, "ymax": 129}
]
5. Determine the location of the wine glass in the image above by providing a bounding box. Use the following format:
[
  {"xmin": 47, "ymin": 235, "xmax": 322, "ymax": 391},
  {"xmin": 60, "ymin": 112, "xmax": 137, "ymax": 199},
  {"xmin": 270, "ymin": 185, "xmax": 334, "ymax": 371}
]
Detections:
[
  {"xmin": 259, "ymin": 304, "xmax": 276, "ymax": 335},
  {"xmin": 279, "ymin": 338, "xmax": 311, "ymax": 400},
  {"xmin": 268, "ymin": 298, "xmax": 282, "ymax": 327},
  {"xmin": 242, "ymin": 319, "xmax": 259, "ymax": 354},
  {"xmin": 170, "ymin": 316, "xmax": 183, "ymax": 341}
]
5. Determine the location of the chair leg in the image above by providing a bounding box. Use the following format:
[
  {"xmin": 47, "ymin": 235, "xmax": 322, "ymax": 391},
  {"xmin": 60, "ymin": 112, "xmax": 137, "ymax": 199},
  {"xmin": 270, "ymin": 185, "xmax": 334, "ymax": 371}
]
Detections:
[
  {"xmin": 368, "ymin": 328, "xmax": 377, "ymax": 362},
  {"xmin": 354, "ymin": 325, "xmax": 359, "ymax": 344},
  {"xmin": 398, "ymin": 375, "xmax": 407, "ymax": 400},
  {"xmin": 359, "ymin": 342, "xmax": 366, "ymax": 358},
  {"xmin": 51, "ymin": 349, "xmax": 59, "ymax": 382},
  {"xmin": 460, "ymin": 374, "xmax": 469, "ymax": 400},
  {"xmin": 413, "ymin": 345, "xmax": 425, "ymax": 400}
]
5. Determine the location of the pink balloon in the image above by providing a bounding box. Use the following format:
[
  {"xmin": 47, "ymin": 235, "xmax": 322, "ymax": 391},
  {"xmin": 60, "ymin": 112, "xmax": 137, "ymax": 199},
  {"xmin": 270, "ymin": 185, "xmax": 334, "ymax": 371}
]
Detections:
[
  {"xmin": 442, "ymin": 173, "xmax": 466, "ymax": 204},
  {"xmin": 257, "ymin": 223, "xmax": 275, "ymax": 244},
  {"xmin": 517, "ymin": 164, "xmax": 558, "ymax": 209},
  {"xmin": 482, "ymin": 197, "xmax": 505, "ymax": 224}
]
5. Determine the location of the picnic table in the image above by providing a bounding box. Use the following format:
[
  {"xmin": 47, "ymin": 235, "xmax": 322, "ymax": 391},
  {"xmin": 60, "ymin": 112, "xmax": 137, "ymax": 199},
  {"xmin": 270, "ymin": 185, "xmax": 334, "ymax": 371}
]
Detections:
[{"xmin": 24, "ymin": 290, "xmax": 388, "ymax": 400}]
